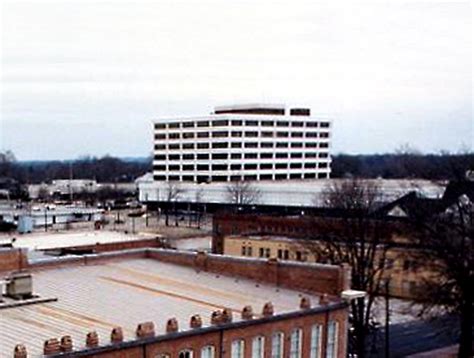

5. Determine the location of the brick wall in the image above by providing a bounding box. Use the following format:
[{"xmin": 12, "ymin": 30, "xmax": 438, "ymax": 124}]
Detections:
[{"xmin": 0, "ymin": 248, "xmax": 28, "ymax": 273}]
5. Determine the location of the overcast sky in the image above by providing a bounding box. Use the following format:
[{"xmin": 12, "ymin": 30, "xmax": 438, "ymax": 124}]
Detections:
[{"xmin": 0, "ymin": 0, "xmax": 472, "ymax": 160}]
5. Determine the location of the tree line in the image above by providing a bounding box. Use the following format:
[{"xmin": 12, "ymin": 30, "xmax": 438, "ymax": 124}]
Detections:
[{"xmin": 1, "ymin": 151, "xmax": 473, "ymax": 184}]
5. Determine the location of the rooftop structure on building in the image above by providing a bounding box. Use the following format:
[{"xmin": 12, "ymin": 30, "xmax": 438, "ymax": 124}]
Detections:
[
  {"xmin": 153, "ymin": 104, "xmax": 332, "ymax": 183},
  {"xmin": 0, "ymin": 247, "xmax": 352, "ymax": 358}
]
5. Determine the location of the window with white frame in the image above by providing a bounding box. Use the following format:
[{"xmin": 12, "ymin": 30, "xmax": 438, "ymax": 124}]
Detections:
[
  {"xmin": 326, "ymin": 321, "xmax": 338, "ymax": 358},
  {"xmin": 271, "ymin": 332, "xmax": 284, "ymax": 358},
  {"xmin": 290, "ymin": 328, "xmax": 302, "ymax": 358},
  {"xmin": 231, "ymin": 339, "xmax": 245, "ymax": 358},
  {"xmin": 310, "ymin": 324, "xmax": 322, "ymax": 358},
  {"xmin": 178, "ymin": 349, "xmax": 193, "ymax": 358},
  {"xmin": 201, "ymin": 345, "xmax": 215, "ymax": 358},
  {"xmin": 252, "ymin": 336, "xmax": 265, "ymax": 358}
]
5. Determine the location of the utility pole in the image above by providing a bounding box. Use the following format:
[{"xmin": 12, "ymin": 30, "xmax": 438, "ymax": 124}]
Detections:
[{"xmin": 44, "ymin": 208, "xmax": 48, "ymax": 232}]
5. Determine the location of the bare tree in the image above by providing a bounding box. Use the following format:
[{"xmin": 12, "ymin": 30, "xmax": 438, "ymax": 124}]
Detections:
[
  {"xmin": 304, "ymin": 179, "xmax": 392, "ymax": 358},
  {"xmin": 226, "ymin": 180, "xmax": 261, "ymax": 206},
  {"xmin": 410, "ymin": 189, "xmax": 473, "ymax": 358},
  {"xmin": 163, "ymin": 181, "xmax": 184, "ymax": 226}
]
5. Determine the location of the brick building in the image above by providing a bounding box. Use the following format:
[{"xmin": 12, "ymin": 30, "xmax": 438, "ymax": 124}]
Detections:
[{"xmin": 0, "ymin": 247, "xmax": 354, "ymax": 358}]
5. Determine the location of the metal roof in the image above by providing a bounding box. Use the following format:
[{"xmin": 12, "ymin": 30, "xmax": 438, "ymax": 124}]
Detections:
[{"xmin": 0, "ymin": 258, "xmax": 322, "ymax": 357}]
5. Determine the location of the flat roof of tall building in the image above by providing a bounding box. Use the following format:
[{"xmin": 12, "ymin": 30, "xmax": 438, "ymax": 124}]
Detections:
[{"xmin": 0, "ymin": 256, "xmax": 329, "ymax": 357}]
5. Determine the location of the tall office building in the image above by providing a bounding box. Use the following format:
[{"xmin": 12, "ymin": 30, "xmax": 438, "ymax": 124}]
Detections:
[{"xmin": 153, "ymin": 104, "xmax": 332, "ymax": 182}]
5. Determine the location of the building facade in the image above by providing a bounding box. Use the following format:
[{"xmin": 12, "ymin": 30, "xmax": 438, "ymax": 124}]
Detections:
[{"xmin": 153, "ymin": 104, "xmax": 332, "ymax": 183}]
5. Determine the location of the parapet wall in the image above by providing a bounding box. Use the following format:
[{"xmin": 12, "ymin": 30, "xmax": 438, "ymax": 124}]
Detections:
[{"xmin": 0, "ymin": 247, "xmax": 350, "ymax": 297}]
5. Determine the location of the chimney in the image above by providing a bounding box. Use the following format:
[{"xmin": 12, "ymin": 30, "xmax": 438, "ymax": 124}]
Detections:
[
  {"xmin": 86, "ymin": 331, "xmax": 99, "ymax": 348},
  {"xmin": 320, "ymin": 294, "xmax": 329, "ymax": 305},
  {"xmin": 43, "ymin": 338, "xmax": 60, "ymax": 356},
  {"xmin": 111, "ymin": 327, "xmax": 124, "ymax": 344},
  {"xmin": 13, "ymin": 345, "xmax": 27, "ymax": 358},
  {"xmin": 300, "ymin": 297, "xmax": 311, "ymax": 310},
  {"xmin": 241, "ymin": 305, "xmax": 253, "ymax": 320},
  {"xmin": 60, "ymin": 335, "xmax": 73, "ymax": 353},
  {"xmin": 136, "ymin": 322, "xmax": 155, "ymax": 338},
  {"xmin": 190, "ymin": 314, "xmax": 203, "ymax": 329},
  {"xmin": 210, "ymin": 310, "xmax": 224, "ymax": 325},
  {"xmin": 262, "ymin": 302, "xmax": 274, "ymax": 317},
  {"xmin": 166, "ymin": 318, "xmax": 179, "ymax": 333}
]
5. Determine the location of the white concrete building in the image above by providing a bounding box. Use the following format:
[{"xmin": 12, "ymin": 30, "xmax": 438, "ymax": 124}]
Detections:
[{"xmin": 153, "ymin": 104, "xmax": 332, "ymax": 183}]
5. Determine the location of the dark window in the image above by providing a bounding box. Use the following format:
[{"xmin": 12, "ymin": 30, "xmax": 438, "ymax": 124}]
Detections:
[
  {"xmin": 183, "ymin": 132, "xmax": 194, "ymax": 139},
  {"xmin": 290, "ymin": 173, "xmax": 302, "ymax": 179},
  {"xmin": 262, "ymin": 131, "xmax": 274, "ymax": 137},
  {"xmin": 259, "ymin": 248, "xmax": 264, "ymax": 257},
  {"xmin": 154, "ymin": 175, "xmax": 166, "ymax": 180},
  {"xmin": 231, "ymin": 120, "xmax": 243, "ymax": 126},
  {"xmin": 197, "ymin": 153, "xmax": 209, "ymax": 160},
  {"xmin": 291, "ymin": 143, "xmax": 303, "ymax": 148},
  {"xmin": 154, "ymin": 155, "xmax": 166, "ymax": 160},
  {"xmin": 261, "ymin": 142, "xmax": 273, "ymax": 148},
  {"xmin": 306, "ymin": 143, "xmax": 318, "ymax": 148},
  {"xmin": 276, "ymin": 142, "xmax": 288, "ymax": 148},
  {"xmin": 169, "ymin": 154, "xmax": 180, "ymax": 160},
  {"xmin": 276, "ymin": 163, "xmax": 287, "ymax": 169},
  {"xmin": 212, "ymin": 142, "xmax": 228, "ymax": 149},
  {"xmin": 212, "ymin": 153, "xmax": 228, "ymax": 160},
  {"xmin": 290, "ymin": 153, "xmax": 303, "ymax": 158},
  {"xmin": 169, "ymin": 175, "xmax": 179, "ymax": 180},
  {"xmin": 244, "ymin": 175, "xmax": 257, "ymax": 180},
  {"xmin": 154, "ymin": 123, "xmax": 166, "ymax": 129},
  {"xmin": 212, "ymin": 176, "xmax": 227, "ymax": 182},
  {"xmin": 245, "ymin": 131, "xmax": 258, "ymax": 137},
  {"xmin": 245, "ymin": 153, "xmax": 258, "ymax": 159},
  {"xmin": 183, "ymin": 164, "xmax": 194, "ymax": 171},
  {"xmin": 244, "ymin": 142, "xmax": 258, "ymax": 148},
  {"xmin": 183, "ymin": 154, "xmax": 194, "ymax": 160},
  {"xmin": 291, "ymin": 132, "xmax": 303, "ymax": 138},
  {"xmin": 197, "ymin": 175, "xmax": 208, "ymax": 183},
  {"xmin": 319, "ymin": 152, "xmax": 329, "ymax": 158},
  {"xmin": 260, "ymin": 163, "xmax": 272, "ymax": 169},
  {"xmin": 212, "ymin": 131, "xmax": 228, "ymax": 138},
  {"xmin": 197, "ymin": 164, "xmax": 209, "ymax": 170},
  {"xmin": 169, "ymin": 165, "xmax": 180, "ymax": 170},
  {"xmin": 290, "ymin": 163, "xmax": 302, "ymax": 168},
  {"xmin": 245, "ymin": 164, "xmax": 257, "ymax": 170},
  {"xmin": 230, "ymin": 175, "xmax": 242, "ymax": 181},
  {"xmin": 197, "ymin": 143, "xmax": 209, "ymax": 149},
  {"xmin": 183, "ymin": 122, "xmax": 194, "ymax": 128},
  {"xmin": 319, "ymin": 162, "xmax": 328, "ymax": 168},
  {"xmin": 304, "ymin": 173, "xmax": 316, "ymax": 179},
  {"xmin": 155, "ymin": 134, "xmax": 166, "ymax": 140},
  {"xmin": 182, "ymin": 175, "xmax": 194, "ymax": 181},
  {"xmin": 260, "ymin": 153, "xmax": 273, "ymax": 159},
  {"xmin": 183, "ymin": 143, "xmax": 194, "ymax": 149},
  {"xmin": 155, "ymin": 144, "xmax": 166, "ymax": 150},
  {"xmin": 169, "ymin": 133, "xmax": 180, "ymax": 139},
  {"xmin": 197, "ymin": 120, "xmax": 209, "ymax": 127},
  {"xmin": 318, "ymin": 173, "xmax": 328, "ymax": 179},
  {"xmin": 260, "ymin": 174, "xmax": 272, "ymax": 180},
  {"xmin": 320, "ymin": 143, "xmax": 329, "ymax": 148},
  {"xmin": 320, "ymin": 122, "xmax": 330, "ymax": 128},
  {"xmin": 306, "ymin": 132, "xmax": 318, "ymax": 138},
  {"xmin": 320, "ymin": 132, "xmax": 330, "ymax": 138},
  {"xmin": 212, "ymin": 164, "xmax": 227, "ymax": 171},
  {"xmin": 153, "ymin": 165, "xmax": 166, "ymax": 171},
  {"xmin": 231, "ymin": 153, "xmax": 242, "ymax": 159},
  {"xmin": 277, "ymin": 121, "xmax": 289, "ymax": 127},
  {"xmin": 304, "ymin": 163, "xmax": 316, "ymax": 168},
  {"xmin": 168, "ymin": 123, "xmax": 179, "ymax": 129},
  {"xmin": 231, "ymin": 131, "xmax": 243, "ymax": 137},
  {"xmin": 291, "ymin": 122, "xmax": 304, "ymax": 127},
  {"xmin": 262, "ymin": 121, "xmax": 274, "ymax": 127},
  {"xmin": 306, "ymin": 121, "xmax": 318, "ymax": 127},
  {"xmin": 276, "ymin": 153, "xmax": 288, "ymax": 158},
  {"xmin": 230, "ymin": 164, "xmax": 241, "ymax": 170},
  {"xmin": 277, "ymin": 132, "xmax": 289, "ymax": 137},
  {"xmin": 275, "ymin": 174, "xmax": 287, "ymax": 179},
  {"xmin": 245, "ymin": 120, "xmax": 258, "ymax": 126},
  {"xmin": 169, "ymin": 144, "xmax": 180, "ymax": 150},
  {"xmin": 212, "ymin": 119, "xmax": 229, "ymax": 126},
  {"xmin": 231, "ymin": 142, "xmax": 242, "ymax": 148},
  {"xmin": 197, "ymin": 132, "xmax": 210, "ymax": 138}
]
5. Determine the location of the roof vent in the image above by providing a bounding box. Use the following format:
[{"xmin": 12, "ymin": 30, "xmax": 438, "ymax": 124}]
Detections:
[
  {"xmin": 86, "ymin": 331, "xmax": 99, "ymax": 348},
  {"xmin": 43, "ymin": 338, "xmax": 60, "ymax": 356},
  {"xmin": 110, "ymin": 327, "xmax": 124, "ymax": 344},
  {"xmin": 241, "ymin": 305, "xmax": 253, "ymax": 320},
  {"xmin": 136, "ymin": 322, "xmax": 155, "ymax": 338},
  {"xmin": 222, "ymin": 308, "xmax": 233, "ymax": 323},
  {"xmin": 5, "ymin": 272, "xmax": 33, "ymax": 299},
  {"xmin": 166, "ymin": 318, "xmax": 179, "ymax": 333},
  {"xmin": 300, "ymin": 297, "xmax": 311, "ymax": 309},
  {"xmin": 13, "ymin": 345, "xmax": 27, "ymax": 358},
  {"xmin": 60, "ymin": 335, "xmax": 73, "ymax": 353},
  {"xmin": 190, "ymin": 314, "xmax": 203, "ymax": 329},
  {"xmin": 262, "ymin": 302, "xmax": 274, "ymax": 317}
]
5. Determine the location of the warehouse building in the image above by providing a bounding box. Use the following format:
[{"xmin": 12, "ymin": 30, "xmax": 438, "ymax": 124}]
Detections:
[
  {"xmin": 153, "ymin": 104, "xmax": 332, "ymax": 183},
  {"xmin": 0, "ymin": 247, "xmax": 356, "ymax": 358}
]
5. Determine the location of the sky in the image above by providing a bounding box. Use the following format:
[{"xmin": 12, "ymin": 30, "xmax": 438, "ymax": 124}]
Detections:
[{"xmin": 0, "ymin": 0, "xmax": 472, "ymax": 160}]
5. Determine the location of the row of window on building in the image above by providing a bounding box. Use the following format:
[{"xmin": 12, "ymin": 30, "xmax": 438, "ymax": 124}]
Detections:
[
  {"xmin": 157, "ymin": 322, "xmax": 338, "ymax": 358},
  {"xmin": 153, "ymin": 172, "xmax": 330, "ymax": 182},
  {"xmin": 153, "ymin": 162, "xmax": 329, "ymax": 172},
  {"xmin": 154, "ymin": 152, "xmax": 330, "ymax": 161},
  {"xmin": 241, "ymin": 246, "xmax": 309, "ymax": 262},
  {"xmin": 155, "ymin": 119, "xmax": 330, "ymax": 130},
  {"xmin": 155, "ymin": 131, "xmax": 330, "ymax": 140},
  {"xmin": 155, "ymin": 142, "xmax": 329, "ymax": 151}
]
